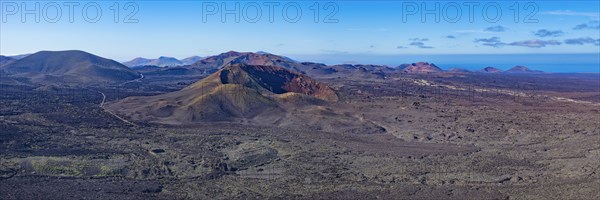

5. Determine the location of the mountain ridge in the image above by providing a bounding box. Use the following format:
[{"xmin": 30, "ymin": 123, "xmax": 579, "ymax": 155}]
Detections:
[{"xmin": 1, "ymin": 50, "xmax": 140, "ymax": 84}]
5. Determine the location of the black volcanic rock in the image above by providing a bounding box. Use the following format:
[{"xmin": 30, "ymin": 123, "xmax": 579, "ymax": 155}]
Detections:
[
  {"xmin": 1, "ymin": 50, "xmax": 140, "ymax": 84},
  {"xmin": 325, "ymin": 64, "xmax": 395, "ymax": 79}
]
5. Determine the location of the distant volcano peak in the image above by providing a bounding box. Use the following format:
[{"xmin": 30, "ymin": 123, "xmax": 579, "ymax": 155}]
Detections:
[
  {"xmin": 480, "ymin": 66, "xmax": 503, "ymax": 73},
  {"xmin": 400, "ymin": 62, "xmax": 443, "ymax": 73}
]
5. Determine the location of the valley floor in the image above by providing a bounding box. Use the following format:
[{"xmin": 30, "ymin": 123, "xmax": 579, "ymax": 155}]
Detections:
[{"xmin": 1, "ymin": 73, "xmax": 599, "ymax": 199}]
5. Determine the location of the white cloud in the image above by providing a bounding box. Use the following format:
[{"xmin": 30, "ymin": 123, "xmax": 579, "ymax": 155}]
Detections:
[{"xmin": 543, "ymin": 10, "xmax": 600, "ymax": 18}]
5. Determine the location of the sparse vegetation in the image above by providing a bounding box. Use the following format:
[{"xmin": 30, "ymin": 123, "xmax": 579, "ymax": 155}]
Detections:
[{"xmin": 1, "ymin": 65, "xmax": 599, "ymax": 199}]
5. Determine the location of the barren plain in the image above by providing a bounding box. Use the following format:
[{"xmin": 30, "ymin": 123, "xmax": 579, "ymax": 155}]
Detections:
[{"xmin": 0, "ymin": 70, "xmax": 599, "ymax": 199}]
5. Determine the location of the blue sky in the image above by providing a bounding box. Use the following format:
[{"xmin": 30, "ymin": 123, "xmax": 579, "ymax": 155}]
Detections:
[{"xmin": 1, "ymin": 1, "xmax": 599, "ymax": 71}]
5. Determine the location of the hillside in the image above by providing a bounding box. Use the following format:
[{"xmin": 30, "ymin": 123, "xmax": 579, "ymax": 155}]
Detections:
[
  {"xmin": 188, "ymin": 51, "xmax": 248, "ymax": 70},
  {"xmin": 449, "ymin": 68, "xmax": 470, "ymax": 73},
  {"xmin": 1, "ymin": 50, "xmax": 140, "ymax": 84},
  {"xmin": 0, "ymin": 55, "xmax": 16, "ymax": 67},
  {"xmin": 108, "ymin": 64, "xmax": 338, "ymax": 122},
  {"xmin": 106, "ymin": 64, "xmax": 383, "ymax": 133}
]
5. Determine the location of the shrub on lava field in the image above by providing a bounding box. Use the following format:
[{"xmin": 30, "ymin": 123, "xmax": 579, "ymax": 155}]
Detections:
[{"xmin": 31, "ymin": 159, "xmax": 83, "ymax": 176}]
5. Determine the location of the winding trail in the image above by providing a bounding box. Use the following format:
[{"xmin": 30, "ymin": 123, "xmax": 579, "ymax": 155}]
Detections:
[
  {"xmin": 95, "ymin": 74, "xmax": 144, "ymax": 126},
  {"xmin": 98, "ymin": 91, "xmax": 137, "ymax": 126},
  {"xmin": 120, "ymin": 73, "xmax": 145, "ymax": 86},
  {"xmin": 99, "ymin": 91, "xmax": 106, "ymax": 107}
]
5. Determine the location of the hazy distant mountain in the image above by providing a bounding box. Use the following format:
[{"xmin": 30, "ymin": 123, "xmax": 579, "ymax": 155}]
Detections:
[
  {"xmin": 505, "ymin": 66, "xmax": 542, "ymax": 73},
  {"xmin": 0, "ymin": 55, "xmax": 16, "ymax": 66},
  {"xmin": 123, "ymin": 57, "xmax": 154, "ymax": 67},
  {"xmin": 149, "ymin": 56, "xmax": 183, "ymax": 67},
  {"xmin": 401, "ymin": 62, "xmax": 443, "ymax": 73},
  {"xmin": 181, "ymin": 56, "xmax": 203, "ymax": 65},
  {"xmin": 480, "ymin": 67, "xmax": 503, "ymax": 73},
  {"xmin": 123, "ymin": 56, "xmax": 184, "ymax": 67},
  {"xmin": 8, "ymin": 53, "xmax": 32, "ymax": 60},
  {"xmin": 1, "ymin": 50, "xmax": 140, "ymax": 84},
  {"xmin": 255, "ymin": 51, "xmax": 271, "ymax": 55},
  {"xmin": 135, "ymin": 51, "xmax": 249, "ymax": 76}
]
